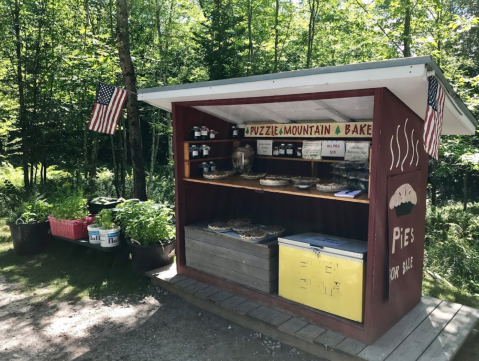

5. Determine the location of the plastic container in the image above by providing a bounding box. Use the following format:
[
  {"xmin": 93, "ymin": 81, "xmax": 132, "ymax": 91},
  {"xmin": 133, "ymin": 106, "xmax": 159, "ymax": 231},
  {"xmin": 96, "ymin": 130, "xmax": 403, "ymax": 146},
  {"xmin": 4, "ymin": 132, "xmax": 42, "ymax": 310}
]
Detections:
[
  {"xmin": 87, "ymin": 224, "xmax": 102, "ymax": 244},
  {"xmin": 100, "ymin": 227, "xmax": 121, "ymax": 248},
  {"xmin": 48, "ymin": 216, "xmax": 94, "ymax": 240},
  {"xmin": 9, "ymin": 221, "xmax": 50, "ymax": 255},
  {"xmin": 200, "ymin": 126, "xmax": 209, "ymax": 140}
]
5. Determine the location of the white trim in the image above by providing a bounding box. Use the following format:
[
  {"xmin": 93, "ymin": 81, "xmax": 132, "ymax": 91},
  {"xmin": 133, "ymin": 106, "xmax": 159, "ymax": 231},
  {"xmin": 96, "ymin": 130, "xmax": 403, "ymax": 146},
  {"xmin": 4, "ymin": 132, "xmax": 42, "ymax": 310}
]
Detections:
[
  {"xmin": 310, "ymin": 100, "xmax": 352, "ymax": 123},
  {"xmin": 193, "ymin": 106, "xmax": 244, "ymax": 124},
  {"xmin": 241, "ymin": 104, "xmax": 291, "ymax": 123}
]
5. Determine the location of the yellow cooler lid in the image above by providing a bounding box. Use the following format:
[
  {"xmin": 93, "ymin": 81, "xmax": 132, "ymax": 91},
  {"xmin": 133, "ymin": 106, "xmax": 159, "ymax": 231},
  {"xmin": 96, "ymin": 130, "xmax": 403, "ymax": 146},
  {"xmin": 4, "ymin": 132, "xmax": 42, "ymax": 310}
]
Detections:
[{"xmin": 278, "ymin": 232, "xmax": 368, "ymax": 260}]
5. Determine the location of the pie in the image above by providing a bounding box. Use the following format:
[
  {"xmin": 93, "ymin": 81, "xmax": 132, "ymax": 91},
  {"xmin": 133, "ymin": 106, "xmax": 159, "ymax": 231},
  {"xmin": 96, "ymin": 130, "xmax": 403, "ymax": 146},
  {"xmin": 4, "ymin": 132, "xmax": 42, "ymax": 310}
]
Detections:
[
  {"xmin": 239, "ymin": 229, "xmax": 268, "ymax": 240},
  {"xmin": 208, "ymin": 222, "xmax": 232, "ymax": 232},
  {"xmin": 263, "ymin": 226, "xmax": 285, "ymax": 236}
]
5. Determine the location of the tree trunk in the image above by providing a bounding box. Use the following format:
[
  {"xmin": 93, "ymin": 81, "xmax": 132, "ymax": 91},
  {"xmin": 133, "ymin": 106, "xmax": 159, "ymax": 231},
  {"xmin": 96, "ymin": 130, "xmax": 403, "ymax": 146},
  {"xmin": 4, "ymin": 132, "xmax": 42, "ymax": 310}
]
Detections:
[
  {"xmin": 116, "ymin": 0, "xmax": 147, "ymax": 200},
  {"xmin": 247, "ymin": 0, "xmax": 253, "ymax": 75},
  {"xmin": 403, "ymin": 4, "xmax": 411, "ymax": 57},
  {"xmin": 463, "ymin": 171, "xmax": 468, "ymax": 211},
  {"xmin": 89, "ymin": 134, "xmax": 99, "ymax": 178},
  {"xmin": 307, "ymin": 0, "xmax": 319, "ymax": 68},
  {"xmin": 111, "ymin": 135, "xmax": 120, "ymax": 198},
  {"xmin": 274, "ymin": 0, "xmax": 280, "ymax": 73},
  {"xmin": 121, "ymin": 114, "xmax": 128, "ymax": 196},
  {"xmin": 12, "ymin": 0, "xmax": 29, "ymax": 188}
]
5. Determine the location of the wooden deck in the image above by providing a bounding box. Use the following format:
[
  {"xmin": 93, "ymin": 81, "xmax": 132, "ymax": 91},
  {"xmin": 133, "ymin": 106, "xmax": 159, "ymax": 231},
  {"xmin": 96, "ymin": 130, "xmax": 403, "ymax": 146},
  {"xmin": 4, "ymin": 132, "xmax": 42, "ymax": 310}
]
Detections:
[{"xmin": 147, "ymin": 265, "xmax": 479, "ymax": 361}]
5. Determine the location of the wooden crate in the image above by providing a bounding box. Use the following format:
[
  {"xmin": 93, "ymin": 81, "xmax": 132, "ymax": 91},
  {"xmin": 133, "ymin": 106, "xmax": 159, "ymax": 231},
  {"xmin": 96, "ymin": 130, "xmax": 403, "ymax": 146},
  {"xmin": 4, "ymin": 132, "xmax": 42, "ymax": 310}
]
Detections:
[{"xmin": 184, "ymin": 223, "xmax": 278, "ymax": 293}]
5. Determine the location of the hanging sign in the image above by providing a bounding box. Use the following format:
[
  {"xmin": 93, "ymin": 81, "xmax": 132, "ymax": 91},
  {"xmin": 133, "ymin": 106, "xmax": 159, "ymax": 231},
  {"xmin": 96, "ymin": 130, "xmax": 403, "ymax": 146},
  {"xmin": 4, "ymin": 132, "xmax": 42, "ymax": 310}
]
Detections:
[
  {"xmin": 256, "ymin": 140, "xmax": 273, "ymax": 156},
  {"xmin": 302, "ymin": 141, "xmax": 322, "ymax": 159},
  {"xmin": 244, "ymin": 122, "xmax": 372, "ymax": 138},
  {"xmin": 321, "ymin": 141, "xmax": 345, "ymax": 158},
  {"xmin": 345, "ymin": 141, "xmax": 370, "ymax": 161}
]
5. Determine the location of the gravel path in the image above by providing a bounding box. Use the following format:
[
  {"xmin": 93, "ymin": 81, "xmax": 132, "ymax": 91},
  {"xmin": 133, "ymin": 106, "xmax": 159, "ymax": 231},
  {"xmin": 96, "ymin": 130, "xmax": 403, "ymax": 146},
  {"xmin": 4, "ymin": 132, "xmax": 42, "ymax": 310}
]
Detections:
[{"xmin": 0, "ymin": 276, "xmax": 326, "ymax": 361}]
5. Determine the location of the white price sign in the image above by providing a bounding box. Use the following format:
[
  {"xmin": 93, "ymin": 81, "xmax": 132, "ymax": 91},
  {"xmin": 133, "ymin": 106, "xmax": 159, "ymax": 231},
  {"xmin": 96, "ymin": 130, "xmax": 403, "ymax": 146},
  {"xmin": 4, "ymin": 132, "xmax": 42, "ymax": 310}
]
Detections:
[
  {"xmin": 321, "ymin": 141, "xmax": 345, "ymax": 158},
  {"xmin": 302, "ymin": 141, "xmax": 322, "ymax": 159},
  {"xmin": 345, "ymin": 141, "xmax": 370, "ymax": 161},
  {"xmin": 256, "ymin": 139, "xmax": 273, "ymax": 156}
]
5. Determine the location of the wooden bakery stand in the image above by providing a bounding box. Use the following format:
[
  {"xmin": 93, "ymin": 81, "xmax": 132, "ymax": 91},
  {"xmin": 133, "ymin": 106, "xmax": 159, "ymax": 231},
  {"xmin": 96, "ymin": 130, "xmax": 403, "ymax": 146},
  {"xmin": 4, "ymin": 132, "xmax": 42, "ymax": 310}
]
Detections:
[{"xmin": 138, "ymin": 56, "xmax": 477, "ymax": 344}]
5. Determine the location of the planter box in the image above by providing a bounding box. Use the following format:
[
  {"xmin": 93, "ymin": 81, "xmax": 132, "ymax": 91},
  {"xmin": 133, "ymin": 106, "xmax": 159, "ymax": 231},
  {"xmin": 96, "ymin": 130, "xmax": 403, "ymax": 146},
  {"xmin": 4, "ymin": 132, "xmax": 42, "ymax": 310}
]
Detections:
[
  {"xmin": 48, "ymin": 216, "xmax": 94, "ymax": 240},
  {"xmin": 184, "ymin": 223, "xmax": 278, "ymax": 293},
  {"xmin": 9, "ymin": 221, "xmax": 50, "ymax": 255}
]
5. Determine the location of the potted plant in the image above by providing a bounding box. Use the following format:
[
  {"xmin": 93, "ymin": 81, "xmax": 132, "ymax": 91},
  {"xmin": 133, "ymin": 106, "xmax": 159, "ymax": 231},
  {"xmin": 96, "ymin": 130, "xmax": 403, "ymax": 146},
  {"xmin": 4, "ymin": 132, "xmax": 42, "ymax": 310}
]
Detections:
[
  {"xmin": 48, "ymin": 191, "xmax": 94, "ymax": 240},
  {"xmin": 94, "ymin": 209, "xmax": 121, "ymax": 248},
  {"xmin": 116, "ymin": 201, "xmax": 176, "ymax": 274},
  {"xmin": 8, "ymin": 196, "xmax": 52, "ymax": 255}
]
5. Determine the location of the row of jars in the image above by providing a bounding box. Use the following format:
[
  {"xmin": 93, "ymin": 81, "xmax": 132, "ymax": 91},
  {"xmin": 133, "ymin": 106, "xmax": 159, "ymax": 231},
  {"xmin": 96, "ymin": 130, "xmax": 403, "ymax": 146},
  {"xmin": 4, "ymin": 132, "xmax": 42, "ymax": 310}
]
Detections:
[
  {"xmin": 199, "ymin": 161, "xmax": 216, "ymax": 174},
  {"xmin": 190, "ymin": 126, "xmax": 217, "ymax": 140},
  {"xmin": 189, "ymin": 144, "xmax": 210, "ymax": 159},
  {"xmin": 190, "ymin": 125, "xmax": 244, "ymax": 140},
  {"xmin": 273, "ymin": 143, "xmax": 302, "ymax": 158}
]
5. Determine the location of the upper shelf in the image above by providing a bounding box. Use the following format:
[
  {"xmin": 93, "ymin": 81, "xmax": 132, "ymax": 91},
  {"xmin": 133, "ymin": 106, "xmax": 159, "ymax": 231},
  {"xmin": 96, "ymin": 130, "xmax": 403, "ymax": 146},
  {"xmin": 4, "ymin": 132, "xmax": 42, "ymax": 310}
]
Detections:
[{"xmin": 183, "ymin": 176, "xmax": 369, "ymax": 204}]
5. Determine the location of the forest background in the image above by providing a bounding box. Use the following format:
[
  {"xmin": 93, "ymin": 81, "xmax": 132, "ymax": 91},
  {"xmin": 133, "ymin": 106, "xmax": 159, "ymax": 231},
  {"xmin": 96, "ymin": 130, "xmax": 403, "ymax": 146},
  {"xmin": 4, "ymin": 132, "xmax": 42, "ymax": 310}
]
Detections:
[{"xmin": 2, "ymin": 0, "xmax": 479, "ymax": 294}]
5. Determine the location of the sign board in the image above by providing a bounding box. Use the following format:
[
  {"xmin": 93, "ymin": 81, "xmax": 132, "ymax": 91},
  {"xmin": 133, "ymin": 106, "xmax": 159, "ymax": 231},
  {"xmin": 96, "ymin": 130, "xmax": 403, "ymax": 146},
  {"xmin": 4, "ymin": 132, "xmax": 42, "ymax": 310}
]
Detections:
[
  {"xmin": 256, "ymin": 140, "xmax": 273, "ymax": 156},
  {"xmin": 387, "ymin": 171, "xmax": 422, "ymax": 301},
  {"xmin": 321, "ymin": 141, "xmax": 345, "ymax": 158},
  {"xmin": 345, "ymin": 141, "xmax": 370, "ymax": 161},
  {"xmin": 302, "ymin": 141, "xmax": 322, "ymax": 159},
  {"xmin": 244, "ymin": 122, "xmax": 372, "ymax": 138}
]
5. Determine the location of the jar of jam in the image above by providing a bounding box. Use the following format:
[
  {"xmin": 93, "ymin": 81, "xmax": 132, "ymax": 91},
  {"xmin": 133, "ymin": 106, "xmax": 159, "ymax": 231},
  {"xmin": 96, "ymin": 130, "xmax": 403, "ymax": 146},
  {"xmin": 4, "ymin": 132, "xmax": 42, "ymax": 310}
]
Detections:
[
  {"xmin": 199, "ymin": 162, "xmax": 210, "ymax": 174},
  {"xmin": 296, "ymin": 147, "xmax": 302, "ymax": 158},
  {"xmin": 230, "ymin": 125, "xmax": 243, "ymax": 139},
  {"xmin": 189, "ymin": 145, "xmax": 200, "ymax": 159},
  {"xmin": 190, "ymin": 126, "xmax": 201, "ymax": 140},
  {"xmin": 273, "ymin": 146, "xmax": 279, "ymax": 157},
  {"xmin": 200, "ymin": 126, "xmax": 209, "ymax": 140},
  {"xmin": 209, "ymin": 161, "xmax": 216, "ymax": 172},
  {"xmin": 286, "ymin": 143, "xmax": 295, "ymax": 157},
  {"xmin": 209, "ymin": 129, "xmax": 217, "ymax": 139},
  {"xmin": 278, "ymin": 143, "xmax": 286, "ymax": 156},
  {"xmin": 200, "ymin": 144, "xmax": 210, "ymax": 157}
]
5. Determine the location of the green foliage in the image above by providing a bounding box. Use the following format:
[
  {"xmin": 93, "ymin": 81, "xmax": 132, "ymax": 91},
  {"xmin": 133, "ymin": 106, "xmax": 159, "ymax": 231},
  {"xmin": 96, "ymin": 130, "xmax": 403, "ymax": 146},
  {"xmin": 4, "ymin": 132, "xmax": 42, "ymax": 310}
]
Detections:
[
  {"xmin": 95, "ymin": 209, "xmax": 116, "ymax": 230},
  {"xmin": 9, "ymin": 195, "xmax": 52, "ymax": 224},
  {"xmin": 425, "ymin": 203, "xmax": 479, "ymax": 293},
  {"xmin": 115, "ymin": 201, "xmax": 175, "ymax": 246},
  {"xmin": 50, "ymin": 191, "xmax": 88, "ymax": 221}
]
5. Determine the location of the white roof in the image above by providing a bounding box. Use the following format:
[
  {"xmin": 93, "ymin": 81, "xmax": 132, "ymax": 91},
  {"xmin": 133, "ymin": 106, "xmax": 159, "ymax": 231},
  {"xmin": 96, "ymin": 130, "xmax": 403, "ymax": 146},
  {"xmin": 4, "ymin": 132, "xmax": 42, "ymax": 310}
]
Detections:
[{"xmin": 138, "ymin": 56, "xmax": 476, "ymax": 135}]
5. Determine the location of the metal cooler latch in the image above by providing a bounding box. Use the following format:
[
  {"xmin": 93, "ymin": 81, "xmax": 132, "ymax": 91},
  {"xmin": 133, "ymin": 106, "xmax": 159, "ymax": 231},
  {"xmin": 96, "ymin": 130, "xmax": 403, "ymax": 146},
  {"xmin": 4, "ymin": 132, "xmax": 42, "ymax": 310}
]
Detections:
[{"xmin": 310, "ymin": 245, "xmax": 323, "ymax": 257}]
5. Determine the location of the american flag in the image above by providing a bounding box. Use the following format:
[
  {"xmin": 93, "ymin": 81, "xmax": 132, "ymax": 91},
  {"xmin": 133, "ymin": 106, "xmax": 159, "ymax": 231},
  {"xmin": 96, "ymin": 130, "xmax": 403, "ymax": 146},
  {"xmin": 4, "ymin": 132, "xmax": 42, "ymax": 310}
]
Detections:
[
  {"xmin": 88, "ymin": 83, "xmax": 128, "ymax": 134},
  {"xmin": 423, "ymin": 77, "xmax": 445, "ymax": 160}
]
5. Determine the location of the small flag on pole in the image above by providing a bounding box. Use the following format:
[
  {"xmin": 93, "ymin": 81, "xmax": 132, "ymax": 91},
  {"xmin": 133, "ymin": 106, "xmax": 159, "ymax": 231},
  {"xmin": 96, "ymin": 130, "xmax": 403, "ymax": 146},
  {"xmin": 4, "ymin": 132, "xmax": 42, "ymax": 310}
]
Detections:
[
  {"xmin": 423, "ymin": 77, "xmax": 445, "ymax": 160},
  {"xmin": 88, "ymin": 83, "xmax": 128, "ymax": 134}
]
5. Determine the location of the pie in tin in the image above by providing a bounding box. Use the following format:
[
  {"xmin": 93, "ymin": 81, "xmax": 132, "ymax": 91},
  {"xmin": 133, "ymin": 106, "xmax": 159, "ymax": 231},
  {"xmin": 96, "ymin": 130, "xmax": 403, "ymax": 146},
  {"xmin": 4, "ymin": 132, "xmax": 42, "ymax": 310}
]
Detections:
[
  {"xmin": 316, "ymin": 182, "xmax": 348, "ymax": 193},
  {"xmin": 228, "ymin": 218, "xmax": 252, "ymax": 227},
  {"xmin": 260, "ymin": 178, "xmax": 289, "ymax": 187},
  {"xmin": 263, "ymin": 225, "xmax": 285, "ymax": 236},
  {"xmin": 239, "ymin": 229, "xmax": 268, "ymax": 240},
  {"xmin": 232, "ymin": 224, "xmax": 258, "ymax": 232},
  {"xmin": 265, "ymin": 174, "xmax": 291, "ymax": 180},
  {"xmin": 208, "ymin": 222, "xmax": 232, "ymax": 232},
  {"xmin": 240, "ymin": 172, "xmax": 267, "ymax": 180}
]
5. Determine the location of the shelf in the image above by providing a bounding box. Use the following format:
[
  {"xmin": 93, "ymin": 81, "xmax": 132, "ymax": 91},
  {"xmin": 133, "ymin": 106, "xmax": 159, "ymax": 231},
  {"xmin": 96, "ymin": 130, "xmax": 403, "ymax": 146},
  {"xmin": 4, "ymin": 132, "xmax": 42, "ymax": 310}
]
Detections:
[
  {"xmin": 186, "ymin": 156, "xmax": 231, "ymax": 163},
  {"xmin": 185, "ymin": 139, "xmax": 236, "ymax": 144},
  {"xmin": 183, "ymin": 176, "xmax": 369, "ymax": 204},
  {"xmin": 256, "ymin": 156, "xmax": 336, "ymax": 163}
]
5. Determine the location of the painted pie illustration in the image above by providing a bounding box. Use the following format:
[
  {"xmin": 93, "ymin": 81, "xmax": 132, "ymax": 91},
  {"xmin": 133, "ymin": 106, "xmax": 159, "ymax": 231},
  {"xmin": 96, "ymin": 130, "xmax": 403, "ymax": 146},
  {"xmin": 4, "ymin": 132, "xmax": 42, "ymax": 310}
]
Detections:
[{"xmin": 389, "ymin": 183, "xmax": 417, "ymax": 217}]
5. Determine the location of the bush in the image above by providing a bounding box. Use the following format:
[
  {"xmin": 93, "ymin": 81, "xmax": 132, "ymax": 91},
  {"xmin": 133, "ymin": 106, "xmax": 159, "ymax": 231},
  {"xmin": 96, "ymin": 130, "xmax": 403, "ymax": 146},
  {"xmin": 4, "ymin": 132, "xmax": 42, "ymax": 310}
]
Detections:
[
  {"xmin": 50, "ymin": 190, "xmax": 88, "ymax": 220},
  {"xmin": 115, "ymin": 201, "xmax": 175, "ymax": 246},
  {"xmin": 425, "ymin": 203, "xmax": 479, "ymax": 293}
]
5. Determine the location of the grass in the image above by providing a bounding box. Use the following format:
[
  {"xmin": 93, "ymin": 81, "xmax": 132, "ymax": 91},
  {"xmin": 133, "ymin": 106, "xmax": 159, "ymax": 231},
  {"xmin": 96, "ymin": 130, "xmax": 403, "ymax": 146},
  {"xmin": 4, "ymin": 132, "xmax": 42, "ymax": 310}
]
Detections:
[{"xmin": 0, "ymin": 219, "xmax": 151, "ymax": 302}]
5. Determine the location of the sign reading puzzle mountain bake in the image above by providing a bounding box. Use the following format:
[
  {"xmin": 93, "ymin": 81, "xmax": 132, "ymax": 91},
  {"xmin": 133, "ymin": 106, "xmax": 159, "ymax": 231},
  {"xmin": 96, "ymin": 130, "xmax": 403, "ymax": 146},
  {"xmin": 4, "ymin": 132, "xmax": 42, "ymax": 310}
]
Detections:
[{"xmin": 244, "ymin": 121, "xmax": 373, "ymax": 138}]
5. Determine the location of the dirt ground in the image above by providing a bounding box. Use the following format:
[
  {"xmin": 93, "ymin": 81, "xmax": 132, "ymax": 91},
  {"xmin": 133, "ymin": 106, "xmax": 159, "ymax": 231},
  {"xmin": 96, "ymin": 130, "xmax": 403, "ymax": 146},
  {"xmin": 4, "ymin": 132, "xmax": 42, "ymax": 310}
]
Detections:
[{"xmin": 0, "ymin": 275, "xmax": 329, "ymax": 361}]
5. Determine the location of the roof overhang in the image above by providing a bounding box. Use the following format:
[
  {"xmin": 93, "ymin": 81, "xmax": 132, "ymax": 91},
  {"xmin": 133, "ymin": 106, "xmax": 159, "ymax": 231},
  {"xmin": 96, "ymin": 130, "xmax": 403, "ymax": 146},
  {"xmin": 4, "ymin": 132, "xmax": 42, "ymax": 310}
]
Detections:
[{"xmin": 138, "ymin": 56, "xmax": 476, "ymax": 135}]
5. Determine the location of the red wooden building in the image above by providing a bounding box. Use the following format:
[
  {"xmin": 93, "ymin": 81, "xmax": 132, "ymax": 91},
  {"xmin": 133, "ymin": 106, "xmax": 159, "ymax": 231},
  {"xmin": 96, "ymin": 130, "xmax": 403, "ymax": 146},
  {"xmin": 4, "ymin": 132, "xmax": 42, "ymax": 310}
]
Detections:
[{"xmin": 138, "ymin": 56, "xmax": 477, "ymax": 344}]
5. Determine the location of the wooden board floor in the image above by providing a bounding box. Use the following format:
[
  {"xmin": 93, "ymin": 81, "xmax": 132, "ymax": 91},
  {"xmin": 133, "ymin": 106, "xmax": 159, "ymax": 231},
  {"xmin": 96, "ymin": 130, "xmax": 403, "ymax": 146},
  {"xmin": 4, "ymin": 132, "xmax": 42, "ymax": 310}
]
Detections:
[{"xmin": 146, "ymin": 265, "xmax": 479, "ymax": 361}]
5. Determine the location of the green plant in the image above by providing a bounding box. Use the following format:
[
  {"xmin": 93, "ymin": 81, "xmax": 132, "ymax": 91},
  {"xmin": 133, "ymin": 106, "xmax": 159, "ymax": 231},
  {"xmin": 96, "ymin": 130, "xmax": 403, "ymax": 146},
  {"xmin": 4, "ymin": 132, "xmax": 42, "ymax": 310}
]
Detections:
[
  {"xmin": 116, "ymin": 201, "xmax": 175, "ymax": 246},
  {"xmin": 50, "ymin": 191, "xmax": 88, "ymax": 221},
  {"xmin": 7, "ymin": 195, "xmax": 52, "ymax": 224},
  {"xmin": 425, "ymin": 203, "xmax": 479, "ymax": 293},
  {"xmin": 95, "ymin": 209, "xmax": 117, "ymax": 229}
]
